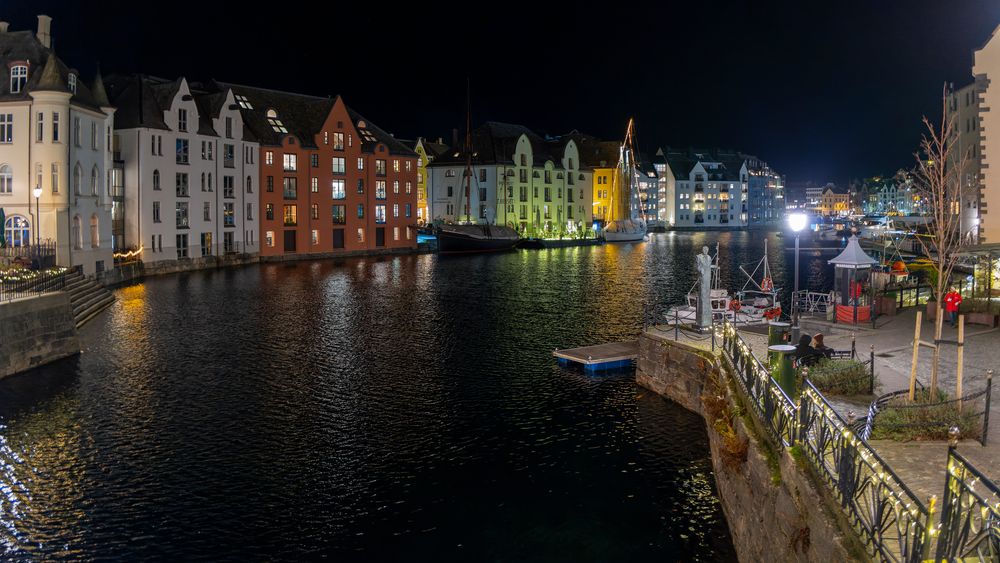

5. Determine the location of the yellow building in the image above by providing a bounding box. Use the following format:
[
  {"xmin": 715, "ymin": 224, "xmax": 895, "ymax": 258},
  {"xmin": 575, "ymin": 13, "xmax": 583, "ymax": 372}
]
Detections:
[
  {"xmin": 407, "ymin": 137, "xmax": 450, "ymax": 225},
  {"xmin": 580, "ymin": 141, "xmax": 620, "ymax": 225},
  {"xmin": 816, "ymin": 187, "xmax": 850, "ymax": 216}
]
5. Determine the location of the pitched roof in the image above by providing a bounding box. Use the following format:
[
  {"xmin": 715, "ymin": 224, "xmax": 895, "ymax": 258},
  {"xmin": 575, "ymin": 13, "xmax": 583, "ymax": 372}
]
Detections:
[
  {"xmin": 828, "ymin": 236, "xmax": 877, "ymax": 268},
  {"xmin": 428, "ymin": 121, "xmax": 550, "ymax": 167},
  {"xmin": 104, "ymin": 74, "xmax": 169, "ymax": 130},
  {"xmin": 212, "ymin": 81, "xmax": 332, "ymax": 148},
  {"xmin": 346, "ymin": 106, "xmax": 417, "ymax": 156},
  {"xmin": 0, "ymin": 29, "xmax": 108, "ymax": 113}
]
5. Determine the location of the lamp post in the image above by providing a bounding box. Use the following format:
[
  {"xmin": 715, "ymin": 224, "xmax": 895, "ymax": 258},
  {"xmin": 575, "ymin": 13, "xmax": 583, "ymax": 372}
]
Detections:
[
  {"xmin": 32, "ymin": 185, "xmax": 42, "ymax": 264},
  {"xmin": 788, "ymin": 212, "xmax": 808, "ymax": 343}
]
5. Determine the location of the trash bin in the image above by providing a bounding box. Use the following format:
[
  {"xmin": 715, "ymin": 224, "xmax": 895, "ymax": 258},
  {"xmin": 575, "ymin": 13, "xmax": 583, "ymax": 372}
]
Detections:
[{"xmin": 767, "ymin": 344, "xmax": 797, "ymax": 396}]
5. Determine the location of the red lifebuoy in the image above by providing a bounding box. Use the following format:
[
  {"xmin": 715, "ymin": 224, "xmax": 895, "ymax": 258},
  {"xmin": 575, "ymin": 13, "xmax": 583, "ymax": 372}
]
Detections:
[
  {"xmin": 729, "ymin": 300, "xmax": 742, "ymax": 312},
  {"xmin": 761, "ymin": 277, "xmax": 773, "ymax": 292}
]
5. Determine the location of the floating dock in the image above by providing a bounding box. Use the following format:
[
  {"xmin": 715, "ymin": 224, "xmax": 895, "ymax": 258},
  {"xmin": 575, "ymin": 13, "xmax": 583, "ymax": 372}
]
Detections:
[{"xmin": 553, "ymin": 340, "xmax": 639, "ymax": 372}]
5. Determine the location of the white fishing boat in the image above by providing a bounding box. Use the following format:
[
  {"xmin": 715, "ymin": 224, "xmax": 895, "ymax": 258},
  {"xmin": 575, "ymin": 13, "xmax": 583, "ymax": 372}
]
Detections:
[
  {"xmin": 602, "ymin": 119, "xmax": 646, "ymax": 243},
  {"xmin": 664, "ymin": 241, "xmax": 782, "ymax": 326}
]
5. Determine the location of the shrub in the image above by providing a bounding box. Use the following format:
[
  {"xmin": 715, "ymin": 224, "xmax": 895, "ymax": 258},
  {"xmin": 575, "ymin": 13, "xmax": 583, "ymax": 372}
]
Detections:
[
  {"xmin": 869, "ymin": 389, "xmax": 982, "ymax": 441},
  {"xmin": 805, "ymin": 358, "xmax": 873, "ymax": 396}
]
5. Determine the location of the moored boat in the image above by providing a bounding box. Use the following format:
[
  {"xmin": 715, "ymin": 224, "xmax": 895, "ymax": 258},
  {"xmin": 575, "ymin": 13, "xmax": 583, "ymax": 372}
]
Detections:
[
  {"xmin": 437, "ymin": 224, "xmax": 518, "ymax": 253},
  {"xmin": 602, "ymin": 119, "xmax": 647, "ymax": 244}
]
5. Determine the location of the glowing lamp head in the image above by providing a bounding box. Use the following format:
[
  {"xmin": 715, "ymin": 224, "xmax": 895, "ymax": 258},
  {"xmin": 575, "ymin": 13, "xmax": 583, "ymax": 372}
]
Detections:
[
  {"xmin": 32, "ymin": 186, "xmax": 42, "ymax": 199},
  {"xmin": 788, "ymin": 212, "xmax": 808, "ymax": 233}
]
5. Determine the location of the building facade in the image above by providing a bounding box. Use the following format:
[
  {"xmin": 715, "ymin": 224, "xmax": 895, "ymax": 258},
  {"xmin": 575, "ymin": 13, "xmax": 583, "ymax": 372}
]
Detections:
[
  {"xmin": 428, "ymin": 122, "xmax": 591, "ymax": 236},
  {"xmin": 815, "ymin": 186, "xmax": 850, "ymax": 216},
  {"xmin": 405, "ymin": 137, "xmax": 448, "ymax": 226},
  {"xmin": 860, "ymin": 173, "xmax": 915, "ymax": 216},
  {"xmin": 0, "ymin": 16, "xmax": 115, "ymax": 276},
  {"xmin": 746, "ymin": 157, "xmax": 784, "ymax": 226},
  {"xmin": 948, "ymin": 81, "xmax": 985, "ymax": 243},
  {"xmin": 106, "ymin": 76, "xmax": 260, "ymax": 264},
  {"xmin": 220, "ymin": 84, "xmax": 418, "ymax": 257},
  {"xmin": 975, "ymin": 28, "xmax": 1000, "ymax": 242}
]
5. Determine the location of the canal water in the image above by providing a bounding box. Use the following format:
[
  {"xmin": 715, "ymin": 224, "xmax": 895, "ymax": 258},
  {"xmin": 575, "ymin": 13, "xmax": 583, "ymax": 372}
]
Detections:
[{"xmin": 0, "ymin": 231, "xmax": 835, "ymax": 560}]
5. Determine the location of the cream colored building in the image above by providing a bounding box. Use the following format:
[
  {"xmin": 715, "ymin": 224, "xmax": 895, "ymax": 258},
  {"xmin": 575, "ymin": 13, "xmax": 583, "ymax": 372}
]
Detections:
[{"xmin": 974, "ymin": 27, "xmax": 1000, "ymax": 242}]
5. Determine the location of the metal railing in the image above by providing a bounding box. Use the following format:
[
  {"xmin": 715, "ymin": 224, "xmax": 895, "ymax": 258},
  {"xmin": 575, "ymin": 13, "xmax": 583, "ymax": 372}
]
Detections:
[
  {"xmin": 0, "ymin": 266, "xmax": 74, "ymax": 302},
  {"xmin": 936, "ymin": 447, "xmax": 1000, "ymax": 561}
]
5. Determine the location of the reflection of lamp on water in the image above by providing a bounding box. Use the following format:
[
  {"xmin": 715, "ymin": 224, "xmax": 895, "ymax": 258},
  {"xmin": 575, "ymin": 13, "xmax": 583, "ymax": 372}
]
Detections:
[
  {"xmin": 32, "ymin": 185, "xmax": 42, "ymax": 262},
  {"xmin": 788, "ymin": 212, "xmax": 808, "ymax": 342}
]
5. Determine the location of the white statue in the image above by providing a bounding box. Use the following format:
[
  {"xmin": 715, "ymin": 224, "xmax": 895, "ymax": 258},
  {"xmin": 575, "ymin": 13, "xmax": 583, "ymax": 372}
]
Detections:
[{"xmin": 696, "ymin": 246, "xmax": 713, "ymax": 329}]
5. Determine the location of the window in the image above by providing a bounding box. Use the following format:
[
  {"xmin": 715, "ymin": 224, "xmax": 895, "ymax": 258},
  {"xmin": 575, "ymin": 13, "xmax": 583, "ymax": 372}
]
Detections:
[
  {"xmin": 480, "ymin": 169, "xmax": 487, "ymax": 182},
  {"xmin": 52, "ymin": 112, "xmax": 60, "ymax": 142},
  {"xmin": 357, "ymin": 158, "xmax": 365, "ymax": 171},
  {"xmin": 311, "ymin": 229, "xmax": 319, "ymax": 245},
  {"xmin": 176, "ymin": 139, "xmax": 189, "ymax": 164},
  {"xmin": 266, "ymin": 109, "xmax": 287, "ymax": 133},
  {"xmin": 311, "ymin": 178, "xmax": 318, "ymax": 193},
  {"xmin": 10, "ymin": 65, "xmax": 27, "ymax": 93},
  {"xmin": 405, "ymin": 203, "xmax": 411, "ymax": 218},
  {"xmin": 0, "ymin": 114, "xmax": 12, "ymax": 143},
  {"xmin": 176, "ymin": 172, "xmax": 189, "ymax": 197},
  {"xmin": 0, "ymin": 165, "xmax": 11, "ymax": 194},
  {"xmin": 201, "ymin": 172, "xmax": 206, "ymax": 192},
  {"xmin": 393, "ymin": 181, "xmax": 399, "ymax": 194},
  {"xmin": 91, "ymin": 165, "xmax": 99, "ymax": 195},
  {"xmin": 51, "ymin": 163, "xmax": 59, "ymax": 193},
  {"xmin": 153, "ymin": 201, "xmax": 161, "ymax": 222},
  {"xmin": 72, "ymin": 215, "xmax": 83, "ymax": 249},
  {"xmin": 405, "ymin": 181, "xmax": 412, "ymax": 194},
  {"xmin": 332, "ymin": 179, "xmax": 345, "ymax": 199},
  {"xmin": 283, "ymin": 154, "xmax": 297, "ymax": 172},
  {"xmin": 376, "ymin": 181, "xmax": 386, "ymax": 199},
  {"xmin": 246, "ymin": 203, "xmax": 254, "ymax": 220},
  {"xmin": 200, "ymin": 232, "xmax": 213, "ymax": 256},
  {"xmin": 357, "ymin": 204, "xmax": 364, "ymax": 219},
  {"xmin": 393, "ymin": 227, "xmax": 400, "ymax": 241},
  {"xmin": 357, "ymin": 179, "xmax": 364, "ymax": 194},
  {"xmin": 332, "ymin": 157, "xmax": 346, "ymax": 174},
  {"xmin": 223, "ymin": 144, "xmax": 233, "ymax": 167},
  {"xmin": 332, "ymin": 205, "xmax": 346, "ymax": 224},
  {"xmin": 224, "ymin": 176, "xmax": 235, "ymax": 198},
  {"xmin": 376, "ymin": 159, "xmax": 386, "ymax": 176},
  {"xmin": 357, "ymin": 228, "xmax": 364, "ymax": 242},
  {"xmin": 36, "ymin": 112, "xmax": 43, "ymax": 142},
  {"xmin": 224, "ymin": 203, "xmax": 235, "ymax": 227},
  {"xmin": 176, "ymin": 202, "xmax": 189, "ymax": 228},
  {"xmin": 236, "ymin": 94, "xmax": 253, "ymax": 109},
  {"xmin": 393, "ymin": 203, "xmax": 399, "ymax": 218},
  {"xmin": 73, "ymin": 164, "xmax": 83, "ymax": 195},
  {"xmin": 225, "ymin": 117, "xmax": 233, "ymax": 139},
  {"xmin": 265, "ymin": 230, "xmax": 274, "ymax": 247},
  {"xmin": 446, "ymin": 170, "xmax": 456, "ymax": 178},
  {"xmin": 207, "ymin": 172, "xmax": 214, "ymax": 192},
  {"xmin": 265, "ymin": 203, "xmax": 274, "ymax": 220},
  {"xmin": 91, "ymin": 122, "xmax": 98, "ymax": 149},
  {"xmin": 393, "ymin": 160, "xmax": 400, "ymax": 173},
  {"xmin": 204, "ymin": 201, "xmax": 211, "ymax": 221},
  {"xmin": 265, "ymin": 151, "xmax": 274, "ymax": 165},
  {"xmin": 283, "ymin": 177, "xmax": 297, "ymax": 199},
  {"xmin": 36, "ymin": 163, "xmax": 42, "ymax": 191},
  {"xmin": 447, "ymin": 186, "xmax": 453, "ymax": 197},
  {"xmin": 176, "ymin": 233, "xmax": 189, "ymax": 258},
  {"xmin": 375, "ymin": 205, "xmax": 386, "ymax": 224},
  {"xmin": 266, "ymin": 176, "xmax": 274, "ymax": 192},
  {"xmin": 310, "ymin": 203, "xmax": 319, "ymax": 220},
  {"xmin": 247, "ymin": 176, "xmax": 253, "ymax": 193},
  {"xmin": 283, "ymin": 204, "xmax": 297, "ymax": 226},
  {"xmin": 310, "ymin": 154, "xmax": 319, "ymax": 168},
  {"xmin": 178, "ymin": 109, "xmax": 188, "ymax": 132},
  {"xmin": 333, "ymin": 132, "xmax": 344, "ymax": 150},
  {"xmin": 323, "ymin": 131, "xmax": 328, "ymax": 145}
]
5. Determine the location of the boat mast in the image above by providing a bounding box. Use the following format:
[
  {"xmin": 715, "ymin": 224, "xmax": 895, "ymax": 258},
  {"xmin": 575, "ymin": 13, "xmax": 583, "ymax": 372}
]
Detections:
[{"xmin": 464, "ymin": 78, "xmax": 472, "ymax": 224}]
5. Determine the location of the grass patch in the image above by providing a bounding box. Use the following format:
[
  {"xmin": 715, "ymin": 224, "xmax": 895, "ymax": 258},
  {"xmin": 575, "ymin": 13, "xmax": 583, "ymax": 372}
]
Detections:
[
  {"xmin": 869, "ymin": 389, "xmax": 982, "ymax": 441},
  {"xmin": 805, "ymin": 359, "xmax": 873, "ymax": 396}
]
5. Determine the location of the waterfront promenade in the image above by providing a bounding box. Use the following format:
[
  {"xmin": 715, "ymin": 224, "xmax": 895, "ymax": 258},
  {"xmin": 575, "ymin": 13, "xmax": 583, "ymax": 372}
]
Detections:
[{"xmin": 744, "ymin": 308, "xmax": 1000, "ymax": 503}]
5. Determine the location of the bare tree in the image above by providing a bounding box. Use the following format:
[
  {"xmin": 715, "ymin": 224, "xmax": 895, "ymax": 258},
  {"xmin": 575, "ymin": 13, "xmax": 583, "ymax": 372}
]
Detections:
[{"xmin": 911, "ymin": 83, "xmax": 972, "ymax": 398}]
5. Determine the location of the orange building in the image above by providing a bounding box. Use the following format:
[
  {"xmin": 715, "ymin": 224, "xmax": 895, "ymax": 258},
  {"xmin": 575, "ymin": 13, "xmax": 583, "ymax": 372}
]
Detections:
[{"xmin": 216, "ymin": 82, "xmax": 418, "ymax": 257}]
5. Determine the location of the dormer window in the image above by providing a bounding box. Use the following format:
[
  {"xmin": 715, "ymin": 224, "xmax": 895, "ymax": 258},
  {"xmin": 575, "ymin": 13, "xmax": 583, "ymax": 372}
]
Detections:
[
  {"xmin": 235, "ymin": 94, "xmax": 253, "ymax": 109},
  {"xmin": 266, "ymin": 109, "xmax": 287, "ymax": 133},
  {"xmin": 178, "ymin": 108, "xmax": 187, "ymax": 132},
  {"xmin": 68, "ymin": 73, "xmax": 77, "ymax": 94},
  {"xmin": 10, "ymin": 65, "xmax": 27, "ymax": 93}
]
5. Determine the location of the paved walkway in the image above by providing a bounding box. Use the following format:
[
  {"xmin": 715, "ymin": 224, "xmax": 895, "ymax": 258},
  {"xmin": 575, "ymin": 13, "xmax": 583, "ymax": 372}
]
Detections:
[{"xmin": 740, "ymin": 308, "xmax": 1000, "ymax": 503}]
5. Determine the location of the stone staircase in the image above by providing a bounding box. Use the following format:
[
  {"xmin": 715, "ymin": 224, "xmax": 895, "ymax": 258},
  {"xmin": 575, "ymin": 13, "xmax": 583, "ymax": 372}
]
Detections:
[{"xmin": 59, "ymin": 269, "xmax": 115, "ymax": 328}]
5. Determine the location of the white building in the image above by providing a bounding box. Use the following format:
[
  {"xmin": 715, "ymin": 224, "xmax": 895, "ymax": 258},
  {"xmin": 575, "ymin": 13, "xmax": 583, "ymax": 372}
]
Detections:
[
  {"xmin": 0, "ymin": 15, "xmax": 115, "ymax": 276},
  {"xmin": 661, "ymin": 149, "xmax": 750, "ymax": 228},
  {"xmin": 105, "ymin": 75, "xmax": 259, "ymax": 263},
  {"xmin": 428, "ymin": 122, "xmax": 592, "ymax": 235},
  {"xmin": 947, "ymin": 81, "xmax": 985, "ymax": 243}
]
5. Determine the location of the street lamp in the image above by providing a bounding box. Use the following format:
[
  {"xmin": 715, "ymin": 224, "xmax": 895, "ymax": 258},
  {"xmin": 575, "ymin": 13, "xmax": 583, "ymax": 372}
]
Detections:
[
  {"xmin": 788, "ymin": 212, "xmax": 808, "ymax": 342},
  {"xmin": 32, "ymin": 185, "xmax": 42, "ymax": 261}
]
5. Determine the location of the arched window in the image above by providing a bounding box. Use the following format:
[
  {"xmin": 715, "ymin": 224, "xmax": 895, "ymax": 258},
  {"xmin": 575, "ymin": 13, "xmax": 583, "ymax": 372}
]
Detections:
[
  {"xmin": 153, "ymin": 169, "xmax": 160, "ymax": 190},
  {"xmin": 72, "ymin": 215, "xmax": 82, "ymax": 249},
  {"xmin": 73, "ymin": 163, "xmax": 83, "ymax": 195},
  {"xmin": 246, "ymin": 176, "xmax": 252, "ymax": 193},
  {"xmin": 4, "ymin": 215, "xmax": 29, "ymax": 247},
  {"xmin": 201, "ymin": 172, "xmax": 206, "ymax": 191},
  {"xmin": 90, "ymin": 214, "xmax": 99, "ymax": 248},
  {"xmin": 10, "ymin": 65, "xmax": 27, "ymax": 93},
  {"xmin": 0, "ymin": 164, "xmax": 11, "ymax": 194},
  {"xmin": 90, "ymin": 165, "xmax": 99, "ymax": 195}
]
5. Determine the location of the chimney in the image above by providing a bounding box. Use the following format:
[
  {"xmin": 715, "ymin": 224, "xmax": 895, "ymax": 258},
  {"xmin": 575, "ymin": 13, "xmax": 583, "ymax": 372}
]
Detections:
[
  {"xmin": 0, "ymin": 22, "xmax": 9, "ymax": 33},
  {"xmin": 451, "ymin": 128, "xmax": 458, "ymax": 147},
  {"xmin": 36, "ymin": 15, "xmax": 52, "ymax": 48},
  {"xmin": 436, "ymin": 137, "xmax": 443, "ymax": 144}
]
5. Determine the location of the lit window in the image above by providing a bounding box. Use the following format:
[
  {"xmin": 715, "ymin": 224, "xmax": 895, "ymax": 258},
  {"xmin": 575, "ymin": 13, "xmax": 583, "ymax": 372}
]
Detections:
[
  {"xmin": 266, "ymin": 109, "xmax": 287, "ymax": 133},
  {"xmin": 311, "ymin": 229, "xmax": 319, "ymax": 245},
  {"xmin": 235, "ymin": 94, "xmax": 253, "ymax": 109},
  {"xmin": 68, "ymin": 73, "xmax": 77, "ymax": 94},
  {"xmin": 265, "ymin": 151, "xmax": 274, "ymax": 165},
  {"xmin": 332, "ymin": 179, "xmax": 346, "ymax": 199},
  {"xmin": 10, "ymin": 65, "xmax": 27, "ymax": 93},
  {"xmin": 265, "ymin": 230, "xmax": 274, "ymax": 247},
  {"xmin": 0, "ymin": 114, "xmax": 12, "ymax": 144},
  {"xmin": 283, "ymin": 154, "xmax": 296, "ymax": 172}
]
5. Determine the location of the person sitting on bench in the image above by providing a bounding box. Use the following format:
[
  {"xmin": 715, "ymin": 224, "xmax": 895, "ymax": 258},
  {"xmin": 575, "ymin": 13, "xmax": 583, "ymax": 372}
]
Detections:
[
  {"xmin": 795, "ymin": 334, "xmax": 822, "ymax": 367},
  {"xmin": 812, "ymin": 333, "xmax": 834, "ymax": 359}
]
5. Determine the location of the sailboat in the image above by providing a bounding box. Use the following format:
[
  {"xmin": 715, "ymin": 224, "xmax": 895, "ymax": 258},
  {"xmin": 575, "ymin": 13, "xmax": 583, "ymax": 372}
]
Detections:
[
  {"xmin": 603, "ymin": 119, "xmax": 646, "ymax": 243},
  {"xmin": 437, "ymin": 86, "xmax": 519, "ymax": 254}
]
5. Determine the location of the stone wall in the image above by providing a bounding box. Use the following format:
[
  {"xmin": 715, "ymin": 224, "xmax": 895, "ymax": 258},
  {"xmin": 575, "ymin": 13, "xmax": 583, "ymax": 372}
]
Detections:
[
  {"xmin": 0, "ymin": 292, "xmax": 80, "ymax": 379},
  {"xmin": 637, "ymin": 331, "xmax": 866, "ymax": 562}
]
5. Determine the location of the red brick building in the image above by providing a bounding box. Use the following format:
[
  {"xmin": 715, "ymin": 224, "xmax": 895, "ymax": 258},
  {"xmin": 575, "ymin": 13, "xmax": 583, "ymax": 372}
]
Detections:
[{"xmin": 216, "ymin": 82, "xmax": 418, "ymax": 256}]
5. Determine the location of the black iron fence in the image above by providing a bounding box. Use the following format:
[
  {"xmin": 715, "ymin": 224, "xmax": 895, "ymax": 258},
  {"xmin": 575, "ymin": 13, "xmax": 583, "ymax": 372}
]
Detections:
[
  {"xmin": 715, "ymin": 319, "xmax": 1000, "ymax": 562},
  {"xmin": 0, "ymin": 266, "xmax": 74, "ymax": 302},
  {"xmin": 0, "ymin": 242, "xmax": 57, "ymax": 269}
]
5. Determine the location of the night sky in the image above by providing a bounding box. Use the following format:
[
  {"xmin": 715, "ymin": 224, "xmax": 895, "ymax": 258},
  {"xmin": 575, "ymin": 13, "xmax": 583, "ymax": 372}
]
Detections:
[{"xmin": 7, "ymin": 1, "xmax": 1000, "ymax": 185}]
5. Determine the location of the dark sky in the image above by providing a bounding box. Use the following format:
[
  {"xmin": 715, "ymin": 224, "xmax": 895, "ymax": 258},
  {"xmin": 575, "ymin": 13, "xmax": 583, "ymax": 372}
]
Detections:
[{"xmin": 8, "ymin": 1, "xmax": 1000, "ymax": 185}]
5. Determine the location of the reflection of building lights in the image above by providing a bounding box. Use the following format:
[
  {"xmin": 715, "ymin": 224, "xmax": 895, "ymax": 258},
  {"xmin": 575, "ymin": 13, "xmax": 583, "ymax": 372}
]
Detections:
[{"xmin": 113, "ymin": 246, "xmax": 144, "ymax": 260}]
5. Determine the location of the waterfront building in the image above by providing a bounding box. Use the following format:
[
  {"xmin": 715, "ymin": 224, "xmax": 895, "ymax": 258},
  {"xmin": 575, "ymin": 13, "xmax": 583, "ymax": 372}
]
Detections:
[
  {"xmin": 974, "ymin": 29, "xmax": 1000, "ymax": 242},
  {"xmin": 0, "ymin": 16, "xmax": 115, "ymax": 276},
  {"xmin": 746, "ymin": 157, "xmax": 784, "ymax": 226},
  {"xmin": 580, "ymin": 139, "xmax": 621, "ymax": 228},
  {"xmin": 216, "ymin": 83, "xmax": 418, "ymax": 256},
  {"xmin": 105, "ymin": 75, "xmax": 260, "ymax": 264},
  {"xmin": 860, "ymin": 173, "xmax": 915, "ymax": 216},
  {"xmin": 428, "ymin": 122, "xmax": 591, "ymax": 235},
  {"xmin": 947, "ymin": 81, "xmax": 984, "ymax": 243},
  {"xmin": 637, "ymin": 156, "xmax": 660, "ymax": 226},
  {"xmin": 815, "ymin": 185, "xmax": 850, "ymax": 216},
  {"xmin": 403, "ymin": 137, "xmax": 448, "ymax": 225}
]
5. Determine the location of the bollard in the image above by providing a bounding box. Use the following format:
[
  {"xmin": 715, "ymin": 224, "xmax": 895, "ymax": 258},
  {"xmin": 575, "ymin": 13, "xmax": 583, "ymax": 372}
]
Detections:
[
  {"xmin": 768, "ymin": 344, "xmax": 797, "ymax": 396},
  {"xmin": 869, "ymin": 344, "xmax": 875, "ymax": 395},
  {"xmin": 983, "ymin": 370, "xmax": 993, "ymax": 447},
  {"xmin": 768, "ymin": 321, "xmax": 791, "ymax": 365}
]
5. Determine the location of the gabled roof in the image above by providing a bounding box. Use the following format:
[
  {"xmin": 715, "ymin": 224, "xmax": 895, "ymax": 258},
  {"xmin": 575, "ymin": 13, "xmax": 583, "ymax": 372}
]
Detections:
[
  {"xmin": 105, "ymin": 74, "xmax": 169, "ymax": 130},
  {"xmin": 213, "ymin": 81, "xmax": 332, "ymax": 148},
  {"xmin": 346, "ymin": 106, "xmax": 416, "ymax": 157},
  {"xmin": 0, "ymin": 29, "xmax": 108, "ymax": 113},
  {"xmin": 429, "ymin": 121, "xmax": 550, "ymax": 167}
]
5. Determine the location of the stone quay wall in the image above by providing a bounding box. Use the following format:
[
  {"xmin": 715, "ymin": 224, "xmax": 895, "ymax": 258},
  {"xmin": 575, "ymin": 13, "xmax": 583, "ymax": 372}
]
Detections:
[
  {"xmin": 0, "ymin": 292, "xmax": 80, "ymax": 379},
  {"xmin": 637, "ymin": 331, "xmax": 865, "ymax": 562}
]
